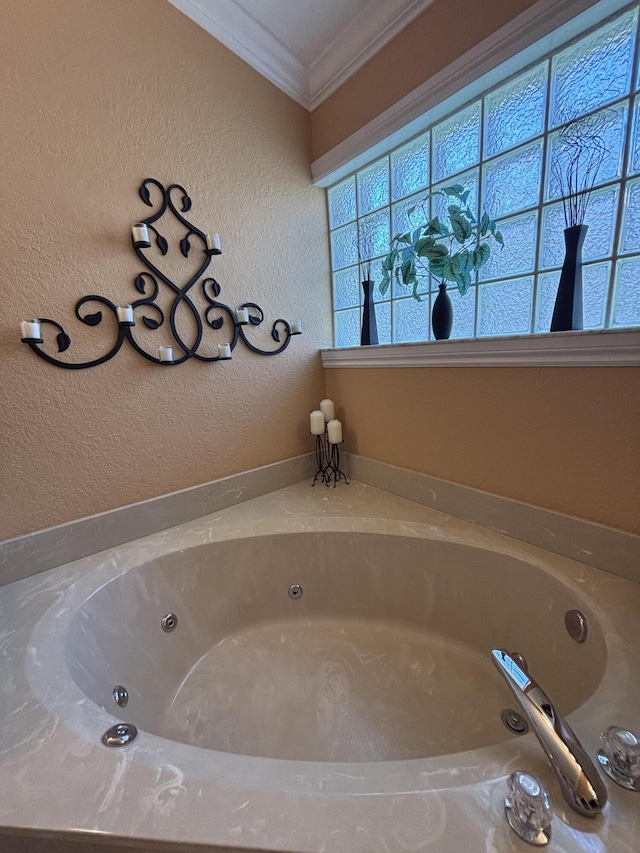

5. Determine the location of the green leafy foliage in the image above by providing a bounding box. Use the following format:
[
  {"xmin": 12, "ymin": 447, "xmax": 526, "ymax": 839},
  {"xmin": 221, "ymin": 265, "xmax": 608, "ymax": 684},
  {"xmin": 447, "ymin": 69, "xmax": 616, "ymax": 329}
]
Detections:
[
  {"xmin": 377, "ymin": 184, "xmax": 505, "ymax": 298},
  {"xmin": 473, "ymin": 243, "xmax": 491, "ymax": 268}
]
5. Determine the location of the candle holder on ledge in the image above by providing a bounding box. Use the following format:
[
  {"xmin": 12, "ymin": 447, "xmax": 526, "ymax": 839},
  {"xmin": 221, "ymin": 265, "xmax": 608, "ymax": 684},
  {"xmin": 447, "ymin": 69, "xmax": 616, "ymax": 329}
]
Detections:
[
  {"xmin": 311, "ymin": 431, "xmax": 330, "ymax": 487},
  {"xmin": 325, "ymin": 439, "xmax": 348, "ymax": 488},
  {"xmin": 310, "ymin": 403, "xmax": 347, "ymax": 487}
]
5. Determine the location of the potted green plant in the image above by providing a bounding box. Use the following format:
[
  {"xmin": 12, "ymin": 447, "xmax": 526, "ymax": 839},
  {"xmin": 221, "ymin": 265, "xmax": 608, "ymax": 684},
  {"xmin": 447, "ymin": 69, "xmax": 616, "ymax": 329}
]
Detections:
[{"xmin": 378, "ymin": 184, "xmax": 504, "ymax": 339}]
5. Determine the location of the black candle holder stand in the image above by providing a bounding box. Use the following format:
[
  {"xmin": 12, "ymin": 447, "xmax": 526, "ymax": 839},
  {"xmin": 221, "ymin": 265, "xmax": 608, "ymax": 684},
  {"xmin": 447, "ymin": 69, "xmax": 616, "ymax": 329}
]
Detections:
[
  {"xmin": 311, "ymin": 432, "xmax": 329, "ymax": 486},
  {"xmin": 311, "ymin": 431, "xmax": 348, "ymax": 488},
  {"xmin": 326, "ymin": 440, "xmax": 349, "ymax": 488}
]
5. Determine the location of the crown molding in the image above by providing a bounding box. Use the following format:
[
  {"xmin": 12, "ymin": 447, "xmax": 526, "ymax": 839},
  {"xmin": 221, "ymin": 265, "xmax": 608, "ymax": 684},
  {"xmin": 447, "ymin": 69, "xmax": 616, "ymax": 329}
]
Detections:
[
  {"xmin": 167, "ymin": 0, "xmax": 311, "ymax": 108},
  {"xmin": 168, "ymin": 0, "xmax": 434, "ymax": 110},
  {"xmin": 308, "ymin": 0, "xmax": 434, "ymax": 109},
  {"xmin": 312, "ymin": 0, "xmax": 627, "ymax": 185},
  {"xmin": 321, "ymin": 329, "xmax": 640, "ymax": 368}
]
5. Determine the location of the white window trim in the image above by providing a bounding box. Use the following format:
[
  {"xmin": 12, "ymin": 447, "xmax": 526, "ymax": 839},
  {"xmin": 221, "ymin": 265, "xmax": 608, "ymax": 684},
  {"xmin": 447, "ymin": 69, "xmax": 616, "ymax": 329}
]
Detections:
[{"xmin": 321, "ymin": 328, "xmax": 640, "ymax": 367}]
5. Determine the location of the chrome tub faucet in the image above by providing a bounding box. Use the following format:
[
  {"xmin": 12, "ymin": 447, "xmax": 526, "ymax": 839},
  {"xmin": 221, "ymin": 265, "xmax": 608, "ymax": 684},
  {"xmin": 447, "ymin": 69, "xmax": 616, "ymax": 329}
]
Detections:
[{"xmin": 492, "ymin": 649, "xmax": 607, "ymax": 817}]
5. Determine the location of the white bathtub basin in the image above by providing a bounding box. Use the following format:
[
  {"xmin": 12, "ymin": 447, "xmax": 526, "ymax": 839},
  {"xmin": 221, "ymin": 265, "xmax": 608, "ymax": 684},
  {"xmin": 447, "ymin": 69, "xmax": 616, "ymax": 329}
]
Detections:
[
  {"xmin": 1, "ymin": 481, "xmax": 639, "ymax": 852},
  {"xmin": 65, "ymin": 534, "xmax": 607, "ymax": 765}
]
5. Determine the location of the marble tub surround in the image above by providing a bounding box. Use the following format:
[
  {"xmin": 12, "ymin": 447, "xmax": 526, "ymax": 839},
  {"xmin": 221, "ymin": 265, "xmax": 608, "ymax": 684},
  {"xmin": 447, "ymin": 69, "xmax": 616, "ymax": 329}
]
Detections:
[
  {"xmin": 343, "ymin": 454, "xmax": 640, "ymax": 584},
  {"xmin": 1, "ymin": 482, "xmax": 640, "ymax": 852},
  {"xmin": 4, "ymin": 449, "xmax": 636, "ymax": 591},
  {"xmin": 0, "ymin": 453, "xmax": 316, "ymax": 588}
]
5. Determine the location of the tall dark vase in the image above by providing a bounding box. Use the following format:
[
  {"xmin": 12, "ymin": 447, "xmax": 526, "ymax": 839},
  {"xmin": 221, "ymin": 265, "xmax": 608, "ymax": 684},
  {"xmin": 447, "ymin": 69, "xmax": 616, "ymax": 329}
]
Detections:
[
  {"xmin": 432, "ymin": 283, "xmax": 453, "ymax": 340},
  {"xmin": 550, "ymin": 224, "xmax": 587, "ymax": 332},
  {"xmin": 360, "ymin": 280, "xmax": 378, "ymax": 345}
]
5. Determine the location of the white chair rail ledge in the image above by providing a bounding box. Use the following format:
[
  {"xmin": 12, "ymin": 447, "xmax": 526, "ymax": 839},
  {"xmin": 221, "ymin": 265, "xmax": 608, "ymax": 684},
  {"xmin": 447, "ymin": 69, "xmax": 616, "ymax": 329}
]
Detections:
[{"xmin": 321, "ymin": 328, "xmax": 640, "ymax": 368}]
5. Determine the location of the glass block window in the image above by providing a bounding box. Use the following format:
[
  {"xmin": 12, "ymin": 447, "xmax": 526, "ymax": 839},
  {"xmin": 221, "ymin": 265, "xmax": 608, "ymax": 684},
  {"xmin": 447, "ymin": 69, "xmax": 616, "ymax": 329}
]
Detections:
[{"xmin": 328, "ymin": 6, "xmax": 640, "ymax": 347}]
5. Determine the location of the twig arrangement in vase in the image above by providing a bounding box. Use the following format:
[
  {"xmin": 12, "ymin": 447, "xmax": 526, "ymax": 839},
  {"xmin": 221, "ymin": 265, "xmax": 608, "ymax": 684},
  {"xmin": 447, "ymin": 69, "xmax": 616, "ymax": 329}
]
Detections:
[
  {"xmin": 549, "ymin": 111, "xmax": 610, "ymax": 331},
  {"xmin": 357, "ymin": 218, "xmax": 378, "ymax": 346},
  {"xmin": 378, "ymin": 184, "xmax": 504, "ymax": 339}
]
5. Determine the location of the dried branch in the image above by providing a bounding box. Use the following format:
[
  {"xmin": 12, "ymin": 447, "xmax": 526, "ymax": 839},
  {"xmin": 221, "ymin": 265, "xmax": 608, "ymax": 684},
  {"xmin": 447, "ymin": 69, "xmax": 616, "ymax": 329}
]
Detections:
[
  {"xmin": 551, "ymin": 110, "xmax": 610, "ymax": 228},
  {"xmin": 357, "ymin": 218, "xmax": 376, "ymax": 282}
]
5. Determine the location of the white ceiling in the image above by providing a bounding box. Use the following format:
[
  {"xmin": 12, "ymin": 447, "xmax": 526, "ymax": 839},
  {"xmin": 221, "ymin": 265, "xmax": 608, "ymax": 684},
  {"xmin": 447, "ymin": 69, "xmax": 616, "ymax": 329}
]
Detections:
[{"xmin": 168, "ymin": 0, "xmax": 434, "ymax": 110}]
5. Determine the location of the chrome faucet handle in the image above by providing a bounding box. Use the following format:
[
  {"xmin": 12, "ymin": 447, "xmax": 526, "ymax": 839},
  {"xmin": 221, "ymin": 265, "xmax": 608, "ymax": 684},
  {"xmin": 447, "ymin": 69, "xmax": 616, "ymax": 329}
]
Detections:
[
  {"xmin": 492, "ymin": 649, "xmax": 607, "ymax": 817},
  {"xmin": 505, "ymin": 771, "xmax": 552, "ymax": 846},
  {"xmin": 598, "ymin": 726, "xmax": 640, "ymax": 791}
]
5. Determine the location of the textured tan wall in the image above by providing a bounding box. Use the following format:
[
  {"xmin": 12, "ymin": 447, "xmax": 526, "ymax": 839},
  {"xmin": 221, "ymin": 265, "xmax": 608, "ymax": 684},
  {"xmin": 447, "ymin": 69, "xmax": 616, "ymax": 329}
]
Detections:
[
  {"xmin": 2, "ymin": 0, "xmax": 636, "ymax": 544},
  {"xmin": 0, "ymin": 0, "xmax": 330, "ymax": 540},
  {"xmin": 326, "ymin": 367, "xmax": 640, "ymax": 534},
  {"xmin": 312, "ymin": 0, "xmax": 545, "ymax": 158}
]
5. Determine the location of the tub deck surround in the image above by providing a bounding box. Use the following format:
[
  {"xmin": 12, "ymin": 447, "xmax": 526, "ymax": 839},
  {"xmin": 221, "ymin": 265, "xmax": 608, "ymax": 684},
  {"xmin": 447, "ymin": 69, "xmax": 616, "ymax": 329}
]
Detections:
[
  {"xmin": 342, "ymin": 454, "xmax": 640, "ymax": 584},
  {"xmin": 0, "ymin": 453, "xmax": 317, "ymax": 587},
  {"xmin": 1, "ymin": 482, "xmax": 640, "ymax": 852},
  {"xmin": 3, "ymin": 451, "xmax": 637, "ymax": 591}
]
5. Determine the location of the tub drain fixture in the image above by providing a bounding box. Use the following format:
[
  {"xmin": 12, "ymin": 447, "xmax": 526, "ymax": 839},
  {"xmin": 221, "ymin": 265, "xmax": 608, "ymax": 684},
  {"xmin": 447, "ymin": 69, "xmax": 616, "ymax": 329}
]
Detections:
[
  {"xmin": 502, "ymin": 709, "xmax": 529, "ymax": 735},
  {"xmin": 288, "ymin": 584, "xmax": 303, "ymax": 599},
  {"xmin": 113, "ymin": 685, "xmax": 129, "ymax": 708},
  {"xmin": 102, "ymin": 723, "xmax": 138, "ymax": 747},
  {"xmin": 161, "ymin": 612, "xmax": 178, "ymax": 632},
  {"xmin": 565, "ymin": 609, "xmax": 588, "ymax": 643}
]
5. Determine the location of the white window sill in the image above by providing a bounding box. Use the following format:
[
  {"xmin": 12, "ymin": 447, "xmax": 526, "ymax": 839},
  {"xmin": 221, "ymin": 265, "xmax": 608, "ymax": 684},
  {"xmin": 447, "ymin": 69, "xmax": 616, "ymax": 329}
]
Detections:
[{"xmin": 321, "ymin": 328, "xmax": 640, "ymax": 368}]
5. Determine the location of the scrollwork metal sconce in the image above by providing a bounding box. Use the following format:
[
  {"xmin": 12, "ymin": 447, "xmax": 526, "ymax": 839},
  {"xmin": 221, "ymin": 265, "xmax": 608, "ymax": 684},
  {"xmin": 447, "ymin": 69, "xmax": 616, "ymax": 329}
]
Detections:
[{"xmin": 20, "ymin": 178, "xmax": 302, "ymax": 369}]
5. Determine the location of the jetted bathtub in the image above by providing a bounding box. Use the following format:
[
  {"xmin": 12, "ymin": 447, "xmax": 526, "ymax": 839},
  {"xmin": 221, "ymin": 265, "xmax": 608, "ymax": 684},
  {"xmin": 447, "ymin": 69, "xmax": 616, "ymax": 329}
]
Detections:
[
  {"xmin": 65, "ymin": 534, "xmax": 606, "ymax": 765},
  {"xmin": 3, "ymin": 482, "xmax": 640, "ymax": 852}
]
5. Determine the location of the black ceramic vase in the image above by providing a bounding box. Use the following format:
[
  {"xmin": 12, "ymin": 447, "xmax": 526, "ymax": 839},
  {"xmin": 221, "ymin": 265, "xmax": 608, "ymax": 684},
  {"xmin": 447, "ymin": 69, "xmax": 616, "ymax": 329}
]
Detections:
[
  {"xmin": 550, "ymin": 224, "xmax": 587, "ymax": 332},
  {"xmin": 432, "ymin": 283, "xmax": 453, "ymax": 340},
  {"xmin": 360, "ymin": 280, "xmax": 378, "ymax": 345}
]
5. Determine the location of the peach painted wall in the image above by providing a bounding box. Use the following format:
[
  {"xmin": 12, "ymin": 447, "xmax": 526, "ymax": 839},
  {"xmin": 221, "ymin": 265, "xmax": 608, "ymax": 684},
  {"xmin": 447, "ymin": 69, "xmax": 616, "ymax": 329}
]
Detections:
[
  {"xmin": 0, "ymin": 0, "xmax": 330, "ymax": 540},
  {"xmin": 326, "ymin": 367, "xmax": 640, "ymax": 535},
  {"xmin": 312, "ymin": 0, "xmax": 546, "ymax": 158}
]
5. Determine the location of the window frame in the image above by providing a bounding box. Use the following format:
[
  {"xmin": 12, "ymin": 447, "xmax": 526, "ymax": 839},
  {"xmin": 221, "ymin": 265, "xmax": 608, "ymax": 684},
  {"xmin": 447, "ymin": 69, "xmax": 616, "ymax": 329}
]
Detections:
[{"xmin": 317, "ymin": 0, "xmax": 640, "ymax": 361}]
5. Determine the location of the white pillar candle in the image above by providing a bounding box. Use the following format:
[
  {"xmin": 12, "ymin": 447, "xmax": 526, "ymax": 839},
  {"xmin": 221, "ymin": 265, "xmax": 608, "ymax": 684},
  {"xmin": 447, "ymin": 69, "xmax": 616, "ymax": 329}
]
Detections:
[
  {"xmin": 320, "ymin": 399, "xmax": 335, "ymax": 422},
  {"xmin": 290, "ymin": 320, "xmax": 302, "ymax": 335},
  {"xmin": 21, "ymin": 320, "xmax": 41, "ymax": 340},
  {"xmin": 131, "ymin": 223, "xmax": 150, "ymax": 245},
  {"xmin": 116, "ymin": 305, "xmax": 134, "ymax": 324},
  {"xmin": 218, "ymin": 342, "xmax": 232, "ymax": 359},
  {"xmin": 310, "ymin": 410, "xmax": 325, "ymax": 435},
  {"xmin": 235, "ymin": 307, "xmax": 249, "ymax": 325},
  {"xmin": 158, "ymin": 345, "xmax": 173, "ymax": 362},
  {"xmin": 327, "ymin": 419, "xmax": 343, "ymax": 444},
  {"xmin": 206, "ymin": 233, "xmax": 222, "ymax": 254}
]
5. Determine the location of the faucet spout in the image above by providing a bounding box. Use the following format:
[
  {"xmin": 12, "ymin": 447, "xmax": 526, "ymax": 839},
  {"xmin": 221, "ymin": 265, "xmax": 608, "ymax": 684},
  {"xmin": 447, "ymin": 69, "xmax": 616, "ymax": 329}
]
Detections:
[{"xmin": 492, "ymin": 649, "xmax": 607, "ymax": 817}]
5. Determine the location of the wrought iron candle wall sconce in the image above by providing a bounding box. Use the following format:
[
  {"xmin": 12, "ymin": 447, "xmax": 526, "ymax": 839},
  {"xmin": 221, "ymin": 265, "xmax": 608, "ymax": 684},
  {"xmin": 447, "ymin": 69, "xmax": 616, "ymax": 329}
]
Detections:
[{"xmin": 20, "ymin": 178, "xmax": 302, "ymax": 369}]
